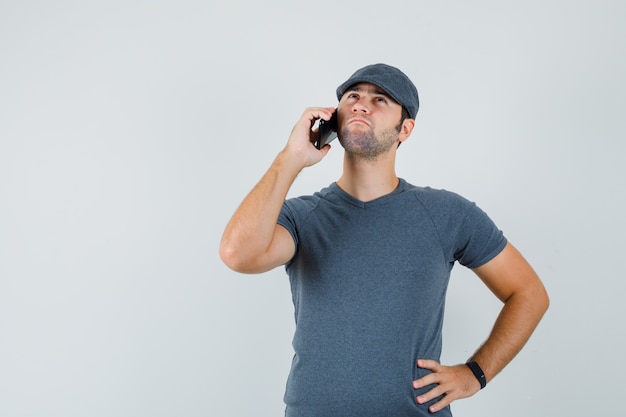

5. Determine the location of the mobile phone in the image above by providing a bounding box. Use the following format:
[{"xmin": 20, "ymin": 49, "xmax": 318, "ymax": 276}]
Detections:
[{"xmin": 316, "ymin": 111, "xmax": 338, "ymax": 149}]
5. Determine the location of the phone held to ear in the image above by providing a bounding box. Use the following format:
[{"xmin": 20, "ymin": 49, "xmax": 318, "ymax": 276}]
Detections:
[{"xmin": 316, "ymin": 112, "xmax": 338, "ymax": 150}]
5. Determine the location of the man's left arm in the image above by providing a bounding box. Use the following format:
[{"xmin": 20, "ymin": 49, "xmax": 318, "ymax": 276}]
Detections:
[{"xmin": 413, "ymin": 242, "xmax": 549, "ymax": 413}]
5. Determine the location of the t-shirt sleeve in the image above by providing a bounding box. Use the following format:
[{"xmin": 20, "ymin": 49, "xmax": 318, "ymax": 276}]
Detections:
[
  {"xmin": 452, "ymin": 196, "xmax": 507, "ymax": 269},
  {"xmin": 421, "ymin": 190, "xmax": 507, "ymax": 269},
  {"xmin": 277, "ymin": 200, "xmax": 299, "ymax": 248}
]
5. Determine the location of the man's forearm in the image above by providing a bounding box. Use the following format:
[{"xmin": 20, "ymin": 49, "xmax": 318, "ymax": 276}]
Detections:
[
  {"xmin": 219, "ymin": 150, "xmax": 301, "ymax": 271},
  {"xmin": 220, "ymin": 107, "xmax": 335, "ymax": 273},
  {"xmin": 469, "ymin": 286, "xmax": 549, "ymax": 383}
]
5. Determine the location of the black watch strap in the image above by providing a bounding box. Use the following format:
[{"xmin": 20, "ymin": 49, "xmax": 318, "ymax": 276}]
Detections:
[{"xmin": 465, "ymin": 360, "xmax": 487, "ymax": 389}]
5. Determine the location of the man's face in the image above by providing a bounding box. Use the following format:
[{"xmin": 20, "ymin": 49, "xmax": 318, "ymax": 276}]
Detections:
[{"xmin": 336, "ymin": 82, "xmax": 404, "ymax": 160}]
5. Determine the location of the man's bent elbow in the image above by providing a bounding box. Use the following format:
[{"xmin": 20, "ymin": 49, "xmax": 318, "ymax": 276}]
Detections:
[
  {"xmin": 530, "ymin": 279, "xmax": 550, "ymax": 321},
  {"xmin": 219, "ymin": 242, "xmax": 272, "ymax": 274},
  {"xmin": 539, "ymin": 284, "xmax": 550, "ymax": 315},
  {"xmin": 219, "ymin": 242, "xmax": 247, "ymax": 273}
]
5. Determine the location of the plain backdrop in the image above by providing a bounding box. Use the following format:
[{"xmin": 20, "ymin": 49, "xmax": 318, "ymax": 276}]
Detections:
[{"xmin": 1, "ymin": 1, "xmax": 624, "ymax": 416}]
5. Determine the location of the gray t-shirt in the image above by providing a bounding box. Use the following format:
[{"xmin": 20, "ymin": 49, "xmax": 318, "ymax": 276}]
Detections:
[{"xmin": 277, "ymin": 179, "xmax": 507, "ymax": 417}]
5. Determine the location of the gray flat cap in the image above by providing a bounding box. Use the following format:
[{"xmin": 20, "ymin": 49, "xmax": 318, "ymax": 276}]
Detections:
[{"xmin": 336, "ymin": 63, "xmax": 419, "ymax": 119}]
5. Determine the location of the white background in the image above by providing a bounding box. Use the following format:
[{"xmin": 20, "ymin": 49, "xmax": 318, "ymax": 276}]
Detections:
[{"xmin": 1, "ymin": 1, "xmax": 624, "ymax": 416}]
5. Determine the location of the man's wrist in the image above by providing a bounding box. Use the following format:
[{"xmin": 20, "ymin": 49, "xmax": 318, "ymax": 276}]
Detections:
[{"xmin": 465, "ymin": 360, "xmax": 487, "ymax": 389}]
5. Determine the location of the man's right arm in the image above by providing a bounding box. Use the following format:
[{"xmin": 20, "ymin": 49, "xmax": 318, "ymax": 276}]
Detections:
[{"xmin": 219, "ymin": 107, "xmax": 335, "ymax": 274}]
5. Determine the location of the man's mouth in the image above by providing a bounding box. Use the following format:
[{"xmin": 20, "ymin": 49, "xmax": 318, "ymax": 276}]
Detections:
[{"xmin": 347, "ymin": 117, "xmax": 370, "ymax": 126}]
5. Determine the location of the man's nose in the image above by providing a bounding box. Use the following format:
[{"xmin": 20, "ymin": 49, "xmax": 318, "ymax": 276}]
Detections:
[{"xmin": 352, "ymin": 99, "xmax": 369, "ymax": 113}]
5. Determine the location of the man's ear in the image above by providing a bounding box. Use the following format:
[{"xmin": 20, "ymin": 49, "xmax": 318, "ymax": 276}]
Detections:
[{"xmin": 398, "ymin": 118, "xmax": 415, "ymax": 144}]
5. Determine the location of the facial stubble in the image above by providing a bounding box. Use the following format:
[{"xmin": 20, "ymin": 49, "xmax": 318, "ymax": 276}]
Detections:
[{"xmin": 339, "ymin": 119, "xmax": 402, "ymax": 161}]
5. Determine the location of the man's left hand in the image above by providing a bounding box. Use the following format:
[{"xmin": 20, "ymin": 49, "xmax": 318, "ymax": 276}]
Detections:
[{"xmin": 412, "ymin": 359, "xmax": 481, "ymax": 413}]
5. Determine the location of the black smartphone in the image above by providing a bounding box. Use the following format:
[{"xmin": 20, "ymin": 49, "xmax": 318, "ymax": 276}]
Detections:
[{"xmin": 316, "ymin": 111, "xmax": 338, "ymax": 149}]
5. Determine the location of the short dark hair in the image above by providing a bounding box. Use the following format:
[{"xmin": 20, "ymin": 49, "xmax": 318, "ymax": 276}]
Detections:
[{"xmin": 400, "ymin": 106, "xmax": 411, "ymax": 125}]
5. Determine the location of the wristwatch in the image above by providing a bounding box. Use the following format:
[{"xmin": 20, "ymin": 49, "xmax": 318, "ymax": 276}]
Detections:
[{"xmin": 465, "ymin": 360, "xmax": 487, "ymax": 389}]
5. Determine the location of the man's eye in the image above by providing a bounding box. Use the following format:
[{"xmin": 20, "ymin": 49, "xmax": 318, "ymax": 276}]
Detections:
[{"xmin": 375, "ymin": 97, "xmax": 387, "ymax": 103}]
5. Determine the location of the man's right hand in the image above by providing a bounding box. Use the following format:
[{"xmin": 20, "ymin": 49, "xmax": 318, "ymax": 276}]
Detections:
[{"xmin": 283, "ymin": 107, "xmax": 335, "ymax": 169}]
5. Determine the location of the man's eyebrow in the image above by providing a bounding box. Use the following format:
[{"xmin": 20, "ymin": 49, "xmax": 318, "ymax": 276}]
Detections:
[{"xmin": 347, "ymin": 85, "xmax": 392, "ymax": 98}]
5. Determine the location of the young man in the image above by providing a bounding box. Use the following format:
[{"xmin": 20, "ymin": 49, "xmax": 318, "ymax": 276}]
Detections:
[{"xmin": 220, "ymin": 63, "xmax": 549, "ymax": 416}]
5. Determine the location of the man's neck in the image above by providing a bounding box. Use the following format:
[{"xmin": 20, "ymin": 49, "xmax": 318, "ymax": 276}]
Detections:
[{"xmin": 336, "ymin": 154, "xmax": 400, "ymax": 202}]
